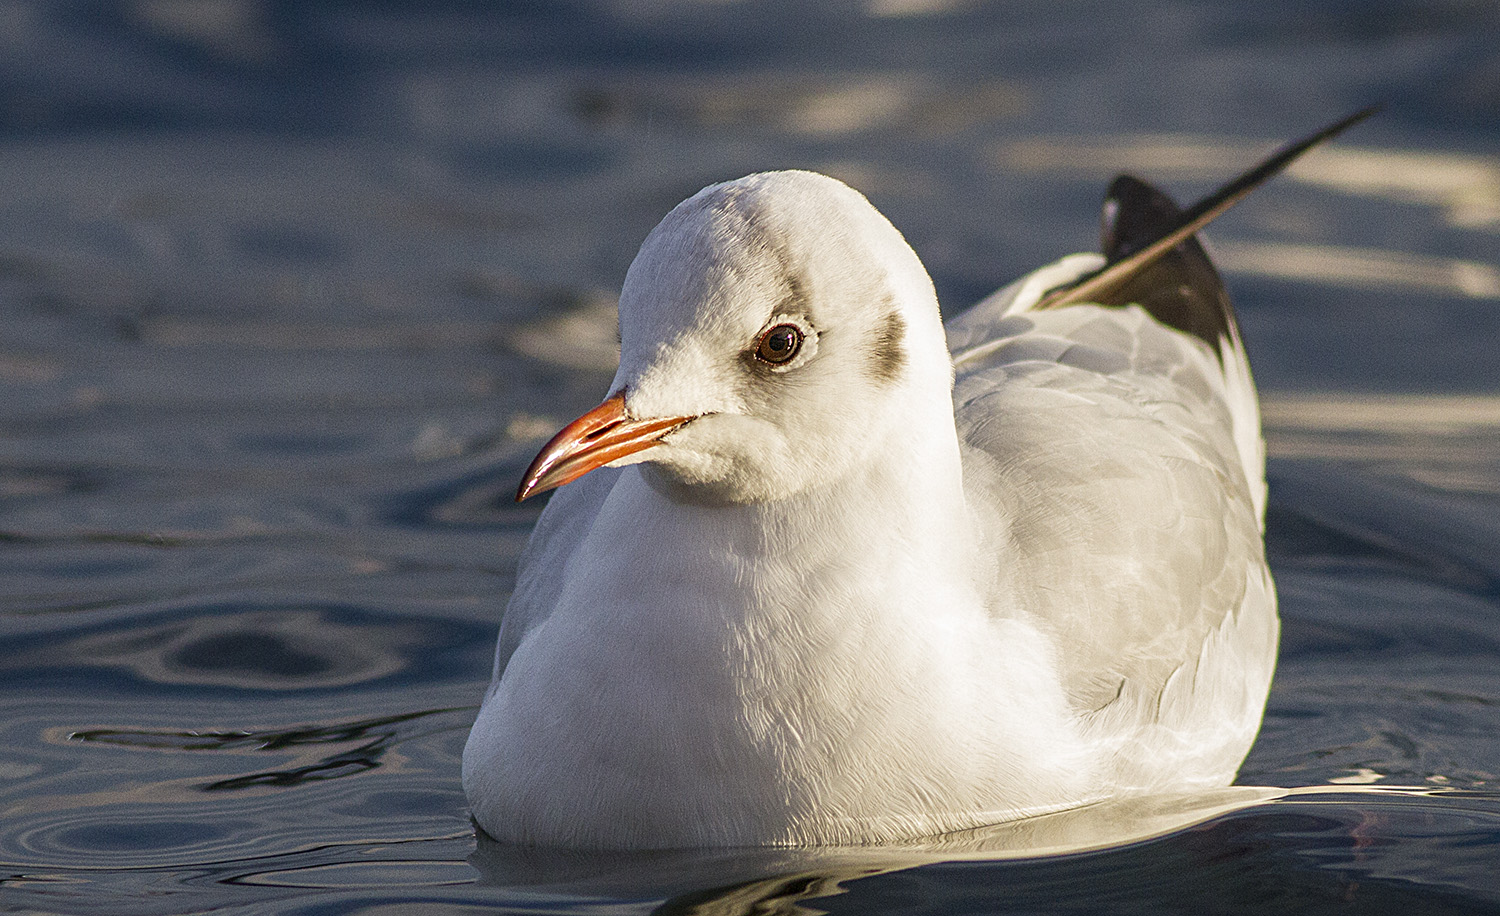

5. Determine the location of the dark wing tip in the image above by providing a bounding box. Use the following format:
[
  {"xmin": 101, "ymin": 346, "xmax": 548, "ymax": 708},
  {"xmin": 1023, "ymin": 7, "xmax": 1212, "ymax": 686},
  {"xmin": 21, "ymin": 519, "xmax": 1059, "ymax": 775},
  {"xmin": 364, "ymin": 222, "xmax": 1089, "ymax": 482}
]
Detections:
[
  {"xmin": 1095, "ymin": 174, "xmax": 1237, "ymax": 357},
  {"xmin": 1101, "ymin": 174, "xmax": 1181, "ymax": 260},
  {"xmin": 1036, "ymin": 107, "xmax": 1380, "ymax": 319}
]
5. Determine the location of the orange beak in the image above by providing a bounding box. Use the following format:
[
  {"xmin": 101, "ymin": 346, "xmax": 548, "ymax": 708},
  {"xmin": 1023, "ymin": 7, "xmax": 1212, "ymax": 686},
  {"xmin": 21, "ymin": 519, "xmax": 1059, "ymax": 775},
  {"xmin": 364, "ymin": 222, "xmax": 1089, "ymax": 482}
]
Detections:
[{"xmin": 515, "ymin": 391, "xmax": 696, "ymax": 502}]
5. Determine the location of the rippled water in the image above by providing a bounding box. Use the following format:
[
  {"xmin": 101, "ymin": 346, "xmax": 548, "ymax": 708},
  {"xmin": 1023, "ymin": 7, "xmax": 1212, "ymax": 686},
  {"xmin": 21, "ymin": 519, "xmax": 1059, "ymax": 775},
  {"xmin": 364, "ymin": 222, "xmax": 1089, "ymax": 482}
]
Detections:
[{"xmin": 2, "ymin": 2, "xmax": 1498, "ymax": 913}]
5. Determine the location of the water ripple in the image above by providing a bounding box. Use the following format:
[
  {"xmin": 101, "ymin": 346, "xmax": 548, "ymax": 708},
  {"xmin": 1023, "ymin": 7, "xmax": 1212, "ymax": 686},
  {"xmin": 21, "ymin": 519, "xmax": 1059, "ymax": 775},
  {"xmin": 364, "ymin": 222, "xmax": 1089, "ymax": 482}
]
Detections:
[
  {"xmin": 3, "ymin": 602, "xmax": 492, "ymax": 692},
  {"xmin": 72, "ymin": 708, "xmax": 475, "ymax": 792}
]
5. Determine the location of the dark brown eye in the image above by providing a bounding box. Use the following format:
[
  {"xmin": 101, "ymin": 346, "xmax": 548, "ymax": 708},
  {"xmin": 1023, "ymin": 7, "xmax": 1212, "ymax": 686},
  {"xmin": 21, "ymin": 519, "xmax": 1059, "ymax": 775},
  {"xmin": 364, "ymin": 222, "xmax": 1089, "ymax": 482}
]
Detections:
[{"xmin": 755, "ymin": 323, "xmax": 804, "ymax": 365}]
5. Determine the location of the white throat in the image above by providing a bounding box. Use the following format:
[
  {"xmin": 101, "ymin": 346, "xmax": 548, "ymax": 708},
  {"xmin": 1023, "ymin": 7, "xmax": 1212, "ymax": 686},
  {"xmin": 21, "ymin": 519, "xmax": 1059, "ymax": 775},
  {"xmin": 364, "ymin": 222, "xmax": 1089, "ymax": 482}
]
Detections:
[{"xmin": 465, "ymin": 389, "xmax": 1092, "ymax": 847}]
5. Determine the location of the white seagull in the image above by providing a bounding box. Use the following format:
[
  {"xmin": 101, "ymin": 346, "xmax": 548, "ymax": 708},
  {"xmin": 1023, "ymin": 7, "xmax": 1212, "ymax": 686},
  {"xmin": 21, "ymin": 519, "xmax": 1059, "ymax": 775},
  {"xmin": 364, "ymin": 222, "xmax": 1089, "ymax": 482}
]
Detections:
[{"xmin": 463, "ymin": 111, "xmax": 1375, "ymax": 849}]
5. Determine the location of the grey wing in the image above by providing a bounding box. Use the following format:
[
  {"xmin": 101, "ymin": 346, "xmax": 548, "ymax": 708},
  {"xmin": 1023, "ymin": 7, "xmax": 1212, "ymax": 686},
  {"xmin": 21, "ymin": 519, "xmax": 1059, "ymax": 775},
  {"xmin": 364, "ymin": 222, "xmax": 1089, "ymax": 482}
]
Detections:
[
  {"xmin": 491, "ymin": 466, "xmax": 621, "ymax": 684},
  {"xmin": 950, "ymin": 303, "xmax": 1277, "ymax": 772},
  {"xmin": 953, "ymin": 174, "xmax": 1267, "ymax": 520}
]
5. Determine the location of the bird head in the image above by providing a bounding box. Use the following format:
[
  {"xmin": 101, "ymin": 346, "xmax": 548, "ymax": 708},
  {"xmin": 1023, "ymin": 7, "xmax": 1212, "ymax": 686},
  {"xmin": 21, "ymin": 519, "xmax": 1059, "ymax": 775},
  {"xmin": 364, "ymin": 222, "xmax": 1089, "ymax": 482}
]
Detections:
[{"xmin": 516, "ymin": 171, "xmax": 952, "ymax": 507}]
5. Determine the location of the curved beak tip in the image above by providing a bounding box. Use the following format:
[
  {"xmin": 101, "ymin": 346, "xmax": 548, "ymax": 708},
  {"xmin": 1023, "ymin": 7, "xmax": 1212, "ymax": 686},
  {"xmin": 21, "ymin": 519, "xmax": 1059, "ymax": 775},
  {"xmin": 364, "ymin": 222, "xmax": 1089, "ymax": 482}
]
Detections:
[{"xmin": 514, "ymin": 392, "xmax": 694, "ymax": 502}]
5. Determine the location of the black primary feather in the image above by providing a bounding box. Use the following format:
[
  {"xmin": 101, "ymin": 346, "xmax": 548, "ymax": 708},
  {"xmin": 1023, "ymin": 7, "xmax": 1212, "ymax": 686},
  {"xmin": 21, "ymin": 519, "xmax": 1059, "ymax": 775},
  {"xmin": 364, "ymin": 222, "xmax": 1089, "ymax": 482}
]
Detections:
[
  {"xmin": 1096, "ymin": 174, "xmax": 1237, "ymax": 359},
  {"xmin": 1035, "ymin": 107, "xmax": 1380, "ymax": 342}
]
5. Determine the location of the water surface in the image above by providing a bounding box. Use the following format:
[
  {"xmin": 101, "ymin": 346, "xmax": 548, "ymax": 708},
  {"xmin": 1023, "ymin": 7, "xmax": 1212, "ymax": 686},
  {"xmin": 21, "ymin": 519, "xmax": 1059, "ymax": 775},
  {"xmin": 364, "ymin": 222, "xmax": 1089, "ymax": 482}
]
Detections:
[{"xmin": 2, "ymin": 2, "xmax": 1499, "ymax": 913}]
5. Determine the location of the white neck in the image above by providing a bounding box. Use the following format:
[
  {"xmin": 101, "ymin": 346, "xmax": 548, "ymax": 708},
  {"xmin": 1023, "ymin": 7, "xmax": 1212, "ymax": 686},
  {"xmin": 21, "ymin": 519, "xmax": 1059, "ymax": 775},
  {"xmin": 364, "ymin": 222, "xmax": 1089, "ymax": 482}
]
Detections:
[
  {"xmin": 471, "ymin": 367, "xmax": 1093, "ymax": 848},
  {"xmin": 613, "ymin": 384, "xmax": 980, "ymax": 635}
]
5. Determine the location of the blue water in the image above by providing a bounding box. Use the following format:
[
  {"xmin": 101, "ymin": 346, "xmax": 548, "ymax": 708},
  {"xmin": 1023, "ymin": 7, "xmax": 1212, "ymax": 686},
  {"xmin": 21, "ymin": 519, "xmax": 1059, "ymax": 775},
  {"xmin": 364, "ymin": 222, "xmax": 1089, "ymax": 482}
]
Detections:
[{"xmin": 2, "ymin": 2, "xmax": 1499, "ymax": 913}]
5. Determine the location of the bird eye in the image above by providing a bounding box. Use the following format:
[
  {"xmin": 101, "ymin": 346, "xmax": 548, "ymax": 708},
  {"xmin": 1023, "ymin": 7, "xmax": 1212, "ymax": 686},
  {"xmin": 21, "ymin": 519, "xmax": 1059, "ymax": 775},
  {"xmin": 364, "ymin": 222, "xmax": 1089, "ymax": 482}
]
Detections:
[{"xmin": 755, "ymin": 323, "xmax": 804, "ymax": 365}]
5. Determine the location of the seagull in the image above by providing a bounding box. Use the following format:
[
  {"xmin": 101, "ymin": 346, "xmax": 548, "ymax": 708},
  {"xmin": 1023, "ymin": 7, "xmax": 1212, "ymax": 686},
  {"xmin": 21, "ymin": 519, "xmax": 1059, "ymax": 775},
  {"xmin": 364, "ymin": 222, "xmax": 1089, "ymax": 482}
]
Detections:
[{"xmin": 463, "ymin": 110, "xmax": 1376, "ymax": 849}]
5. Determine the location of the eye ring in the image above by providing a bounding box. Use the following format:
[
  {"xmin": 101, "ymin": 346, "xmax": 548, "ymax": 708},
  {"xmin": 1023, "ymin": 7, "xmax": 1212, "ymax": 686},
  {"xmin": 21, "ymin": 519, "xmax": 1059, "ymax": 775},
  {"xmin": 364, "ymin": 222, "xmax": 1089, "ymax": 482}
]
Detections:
[{"xmin": 755, "ymin": 323, "xmax": 804, "ymax": 365}]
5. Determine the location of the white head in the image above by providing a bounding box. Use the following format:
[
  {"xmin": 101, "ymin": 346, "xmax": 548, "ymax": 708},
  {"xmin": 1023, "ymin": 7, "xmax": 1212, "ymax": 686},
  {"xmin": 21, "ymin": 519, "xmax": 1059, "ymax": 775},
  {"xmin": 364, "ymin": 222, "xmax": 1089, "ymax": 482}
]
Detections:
[{"xmin": 517, "ymin": 170, "xmax": 955, "ymax": 507}]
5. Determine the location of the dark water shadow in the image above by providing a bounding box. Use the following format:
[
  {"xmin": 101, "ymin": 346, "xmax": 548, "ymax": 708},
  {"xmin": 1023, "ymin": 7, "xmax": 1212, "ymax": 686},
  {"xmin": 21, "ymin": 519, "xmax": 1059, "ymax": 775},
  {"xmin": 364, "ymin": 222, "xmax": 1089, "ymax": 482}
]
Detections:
[{"xmin": 70, "ymin": 707, "xmax": 475, "ymax": 792}]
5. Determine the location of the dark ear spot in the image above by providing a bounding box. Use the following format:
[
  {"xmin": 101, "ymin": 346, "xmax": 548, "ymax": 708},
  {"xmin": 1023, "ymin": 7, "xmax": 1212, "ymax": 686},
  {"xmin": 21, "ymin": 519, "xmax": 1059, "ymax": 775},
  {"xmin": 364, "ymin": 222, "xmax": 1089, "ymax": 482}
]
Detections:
[{"xmin": 868, "ymin": 308, "xmax": 906, "ymax": 383}]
